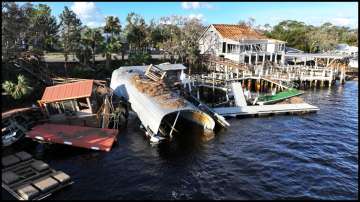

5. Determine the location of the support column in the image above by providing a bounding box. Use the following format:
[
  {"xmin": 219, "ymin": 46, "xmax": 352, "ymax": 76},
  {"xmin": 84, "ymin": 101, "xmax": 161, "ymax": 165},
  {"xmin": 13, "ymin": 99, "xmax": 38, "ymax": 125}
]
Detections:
[
  {"xmin": 225, "ymin": 65, "xmax": 228, "ymax": 80},
  {"xmin": 326, "ymin": 58, "xmax": 329, "ymax": 67},
  {"xmin": 340, "ymin": 66, "xmax": 345, "ymax": 84},
  {"xmin": 43, "ymin": 103, "xmax": 49, "ymax": 116},
  {"xmin": 56, "ymin": 102, "xmax": 62, "ymax": 114},
  {"xmin": 281, "ymin": 51, "xmax": 285, "ymax": 65},
  {"xmin": 262, "ymin": 53, "xmax": 266, "ymax": 67},
  {"xmin": 86, "ymin": 97, "xmax": 93, "ymax": 113},
  {"xmin": 255, "ymin": 53, "xmax": 258, "ymax": 65}
]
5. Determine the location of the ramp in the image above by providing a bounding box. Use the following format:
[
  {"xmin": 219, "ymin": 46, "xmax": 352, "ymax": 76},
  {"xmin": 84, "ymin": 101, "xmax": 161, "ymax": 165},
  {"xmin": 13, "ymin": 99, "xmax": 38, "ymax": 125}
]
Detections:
[
  {"xmin": 231, "ymin": 82, "xmax": 247, "ymax": 107},
  {"xmin": 257, "ymin": 88, "xmax": 303, "ymax": 104}
]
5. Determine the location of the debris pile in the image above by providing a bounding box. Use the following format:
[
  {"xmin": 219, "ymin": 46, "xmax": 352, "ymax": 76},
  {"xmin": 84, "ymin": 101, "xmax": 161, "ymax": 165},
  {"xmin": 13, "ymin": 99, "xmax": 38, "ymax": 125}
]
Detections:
[{"xmin": 130, "ymin": 74, "xmax": 186, "ymax": 109}]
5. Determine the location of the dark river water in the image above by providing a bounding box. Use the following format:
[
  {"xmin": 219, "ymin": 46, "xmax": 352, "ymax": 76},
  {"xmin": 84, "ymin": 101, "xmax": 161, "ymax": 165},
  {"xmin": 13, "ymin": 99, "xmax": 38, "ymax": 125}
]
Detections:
[{"xmin": 2, "ymin": 81, "xmax": 358, "ymax": 200}]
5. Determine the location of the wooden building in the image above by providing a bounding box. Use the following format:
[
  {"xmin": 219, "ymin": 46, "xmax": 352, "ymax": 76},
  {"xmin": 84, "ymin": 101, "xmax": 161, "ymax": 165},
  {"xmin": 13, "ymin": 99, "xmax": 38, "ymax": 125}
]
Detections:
[{"xmin": 198, "ymin": 24, "xmax": 286, "ymax": 65}]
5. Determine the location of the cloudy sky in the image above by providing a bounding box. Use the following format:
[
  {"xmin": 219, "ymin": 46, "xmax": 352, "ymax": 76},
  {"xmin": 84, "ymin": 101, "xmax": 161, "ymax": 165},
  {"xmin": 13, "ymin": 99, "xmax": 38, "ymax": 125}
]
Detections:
[{"xmin": 21, "ymin": 2, "xmax": 358, "ymax": 28}]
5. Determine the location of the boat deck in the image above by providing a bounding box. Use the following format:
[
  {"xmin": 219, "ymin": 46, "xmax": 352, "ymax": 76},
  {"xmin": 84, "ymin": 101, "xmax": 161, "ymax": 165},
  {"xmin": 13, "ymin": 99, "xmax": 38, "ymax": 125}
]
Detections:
[
  {"xmin": 26, "ymin": 123, "xmax": 118, "ymax": 152},
  {"xmin": 2, "ymin": 151, "xmax": 73, "ymax": 200}
]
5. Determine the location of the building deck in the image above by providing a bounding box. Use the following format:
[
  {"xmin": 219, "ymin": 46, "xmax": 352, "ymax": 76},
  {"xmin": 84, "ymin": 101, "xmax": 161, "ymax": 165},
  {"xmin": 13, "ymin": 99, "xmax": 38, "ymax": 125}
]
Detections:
[
  {"xmin": 213, "ymin": 103, "xmax": 319, "ymax": 117},
  {"xmin": 26, "ymin": 123, "xmax": 118, "ymax": 152},
  {"xmin": 2, "ymin": 151, "xmax": 73, "ymax": 200}
]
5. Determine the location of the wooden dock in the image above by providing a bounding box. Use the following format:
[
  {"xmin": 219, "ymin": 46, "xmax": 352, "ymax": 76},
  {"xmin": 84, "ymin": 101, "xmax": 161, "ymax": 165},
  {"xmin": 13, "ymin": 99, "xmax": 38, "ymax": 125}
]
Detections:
[
  {"xmin": 2, "ymin": 151, "xmax": 73, "ymax": 200},
  {"xmin": 213, "ymin": 103, "xmax": 319, "ymax": 117}
]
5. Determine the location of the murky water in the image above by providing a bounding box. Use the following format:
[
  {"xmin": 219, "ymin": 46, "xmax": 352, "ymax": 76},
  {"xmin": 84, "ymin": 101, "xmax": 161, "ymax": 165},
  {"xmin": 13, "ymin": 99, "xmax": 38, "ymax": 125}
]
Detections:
[{"xmin": 2, "ymin": 81, "xmax": 358, "ymax": 200}]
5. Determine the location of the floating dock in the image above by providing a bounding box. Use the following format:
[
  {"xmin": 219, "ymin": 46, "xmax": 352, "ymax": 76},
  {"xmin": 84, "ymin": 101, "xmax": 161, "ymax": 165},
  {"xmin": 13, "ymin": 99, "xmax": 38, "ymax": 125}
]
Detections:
[
  {"xmin": 2, "ymin": 151, "xmax": 73, "ymax": 200},
  {"xmin": 213, "ymin": 103, "xmax": 319, "ymax": 117},
  {"xmin": 26, "ymin": 123, "xmax": 118, "ymax": 152}
]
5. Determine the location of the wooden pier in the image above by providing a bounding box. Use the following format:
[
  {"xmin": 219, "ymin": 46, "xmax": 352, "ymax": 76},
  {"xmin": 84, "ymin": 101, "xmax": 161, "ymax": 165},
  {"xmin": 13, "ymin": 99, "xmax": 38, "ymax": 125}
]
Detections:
[{"xmin": 200, "ymin": 54, "xmax": 350, "ymax": 89}]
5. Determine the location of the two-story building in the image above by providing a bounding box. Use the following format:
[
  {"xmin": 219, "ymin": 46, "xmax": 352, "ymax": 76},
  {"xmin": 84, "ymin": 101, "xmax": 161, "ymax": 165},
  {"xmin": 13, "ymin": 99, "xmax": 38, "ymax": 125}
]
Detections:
[{"xmin": 199, "ymin": 24, "xmax": 286, "ymax": 65}]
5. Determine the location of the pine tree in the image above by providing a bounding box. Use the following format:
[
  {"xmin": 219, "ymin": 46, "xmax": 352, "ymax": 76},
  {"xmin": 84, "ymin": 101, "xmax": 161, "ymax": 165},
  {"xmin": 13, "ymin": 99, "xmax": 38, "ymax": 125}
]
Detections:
[{"xmin": 59, "ymin": 6, "xmax": 82, "ymax": 76}]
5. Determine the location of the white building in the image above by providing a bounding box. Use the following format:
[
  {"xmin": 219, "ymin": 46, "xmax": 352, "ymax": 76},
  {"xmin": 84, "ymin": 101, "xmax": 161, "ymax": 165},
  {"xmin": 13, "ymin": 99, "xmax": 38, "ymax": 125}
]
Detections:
[{"xmin": 198, "ymin": 24, "xmax": 286, "ymax": 65}]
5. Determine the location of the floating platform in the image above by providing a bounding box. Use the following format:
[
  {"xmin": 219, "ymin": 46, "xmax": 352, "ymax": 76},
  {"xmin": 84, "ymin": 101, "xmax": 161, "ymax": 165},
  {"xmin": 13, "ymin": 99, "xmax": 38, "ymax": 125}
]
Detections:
[
  {"xmin": 2, "ymin": 151, "xmax": 73, "ymax": 200},
  {"xmin": 26, "ymin": 123, "xmax": 118, "ymax": 152},
  {"xmin": 213, "ymin": 103, "xmax": 319, "ymax": 117}
]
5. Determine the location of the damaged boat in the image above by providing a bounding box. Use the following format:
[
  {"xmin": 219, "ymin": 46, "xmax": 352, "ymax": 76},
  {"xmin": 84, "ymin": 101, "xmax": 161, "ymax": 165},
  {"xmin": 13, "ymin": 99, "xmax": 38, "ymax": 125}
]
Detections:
[{"xmin": 110, "ymin": 64, "xmax": 224, "ymax": 143}]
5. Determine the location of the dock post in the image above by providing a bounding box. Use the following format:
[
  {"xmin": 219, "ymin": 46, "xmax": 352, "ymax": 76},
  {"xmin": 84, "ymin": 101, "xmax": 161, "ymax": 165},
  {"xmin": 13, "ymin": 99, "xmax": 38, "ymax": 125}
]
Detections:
[
  {"xmin": 340, "ymin": 67, "xmax": 345, "ymax": 84},
  {"xmin": 86, "ymin": 97, "xmax": 93, "ymax": 113}
]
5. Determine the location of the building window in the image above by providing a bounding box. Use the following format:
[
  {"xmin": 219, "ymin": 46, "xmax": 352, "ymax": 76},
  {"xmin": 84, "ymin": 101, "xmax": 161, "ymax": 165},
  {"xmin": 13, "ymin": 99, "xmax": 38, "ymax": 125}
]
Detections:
[{"xmin": 222, "ymin": 42, "xmax": 226, "ymax": 53}]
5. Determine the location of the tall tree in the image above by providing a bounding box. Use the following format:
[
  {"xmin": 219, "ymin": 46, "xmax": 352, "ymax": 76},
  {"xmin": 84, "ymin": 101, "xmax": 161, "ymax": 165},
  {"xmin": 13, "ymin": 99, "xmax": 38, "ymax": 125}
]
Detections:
[
  {"xmin": 2, "ymin": 2, "xmax": 32, "ymax": 61},
  {"xmin": 158, "ymin": 16, "xmax": 184, "ymax": 62},
  {"xmin": 125, "ymin": 12, "xmax": 148, "ymax": 52},
  {"xmin": 103, "ymin": 16, "xmax": 121, "ymax": 69},
  {"xmin": 29, "ymin": 4, "xmax": 59, "ymax": 51},
  {"xmin": 59, "ymin": 6, "xmax": 82, "ymax": 76},
  {"xmin": 182, "ymin": 18, "xmax": 204, "ymax": 74}
]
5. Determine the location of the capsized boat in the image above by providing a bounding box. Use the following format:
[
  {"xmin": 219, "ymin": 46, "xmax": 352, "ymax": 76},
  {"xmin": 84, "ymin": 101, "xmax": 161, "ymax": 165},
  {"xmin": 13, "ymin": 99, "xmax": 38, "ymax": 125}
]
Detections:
[{"xmin": 110, "ymin": 64, "xmax": 217, "ymax": 143}]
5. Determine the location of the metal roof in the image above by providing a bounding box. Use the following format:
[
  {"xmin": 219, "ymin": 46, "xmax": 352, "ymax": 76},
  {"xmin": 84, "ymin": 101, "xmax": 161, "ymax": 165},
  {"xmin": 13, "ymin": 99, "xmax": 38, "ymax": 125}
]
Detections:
[
  {"xmin": 40, "ymin": 80, "xmax": 94, "ymax": 103},
  {"xmin": 26, "ymin": 123, "xmax": 118, "ymax": 152}
]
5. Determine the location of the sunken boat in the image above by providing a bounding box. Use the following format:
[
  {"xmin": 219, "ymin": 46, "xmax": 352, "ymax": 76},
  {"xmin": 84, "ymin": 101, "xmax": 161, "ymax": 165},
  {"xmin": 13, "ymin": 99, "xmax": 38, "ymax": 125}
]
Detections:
[{"xmin": 110, "ymin": 64, "xmax": 219, "ymax": 143}]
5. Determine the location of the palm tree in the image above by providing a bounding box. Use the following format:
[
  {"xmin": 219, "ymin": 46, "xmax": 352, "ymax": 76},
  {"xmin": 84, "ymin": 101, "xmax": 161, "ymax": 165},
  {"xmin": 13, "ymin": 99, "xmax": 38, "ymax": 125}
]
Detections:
[
  {"xmin": 2, "ymin": 74, "xmax": 33, "ymax": 100},
  {"xmin": 103, "ymin": 16, "xmax": 121, "ymax": 69},
  {"xmin": 82, "ymin": 27, "xmax": 104, "ymax": 65},
  {"xmin": 102, "ymin": 37, "xmax": 122, "ymax": 69}
]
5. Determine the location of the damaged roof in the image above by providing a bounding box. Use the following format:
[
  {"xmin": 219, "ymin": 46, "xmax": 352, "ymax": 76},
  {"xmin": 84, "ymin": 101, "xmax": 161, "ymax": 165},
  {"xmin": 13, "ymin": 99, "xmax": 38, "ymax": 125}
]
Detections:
[
  {"xmin": 40, "ymin": 80, "xmax": 94, "ymax": 103},
  {"xmin": 212, "ymin": 24, "xmax": 269, "ymax": 41}
]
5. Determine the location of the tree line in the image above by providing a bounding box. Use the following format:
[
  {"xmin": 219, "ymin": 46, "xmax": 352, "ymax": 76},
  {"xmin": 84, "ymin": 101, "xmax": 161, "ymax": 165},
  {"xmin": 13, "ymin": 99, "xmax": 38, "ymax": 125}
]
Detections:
[
  {"xmin": 3, "ymin": 3, "xmax": 358, "ymax": 68},
  {"xmin": 2, "ymin": 2, "xmax": 205, "ymax": 72},
  {"xmin": 263, "ymin": 20, "xmax": 358, "ymax": 53}
]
